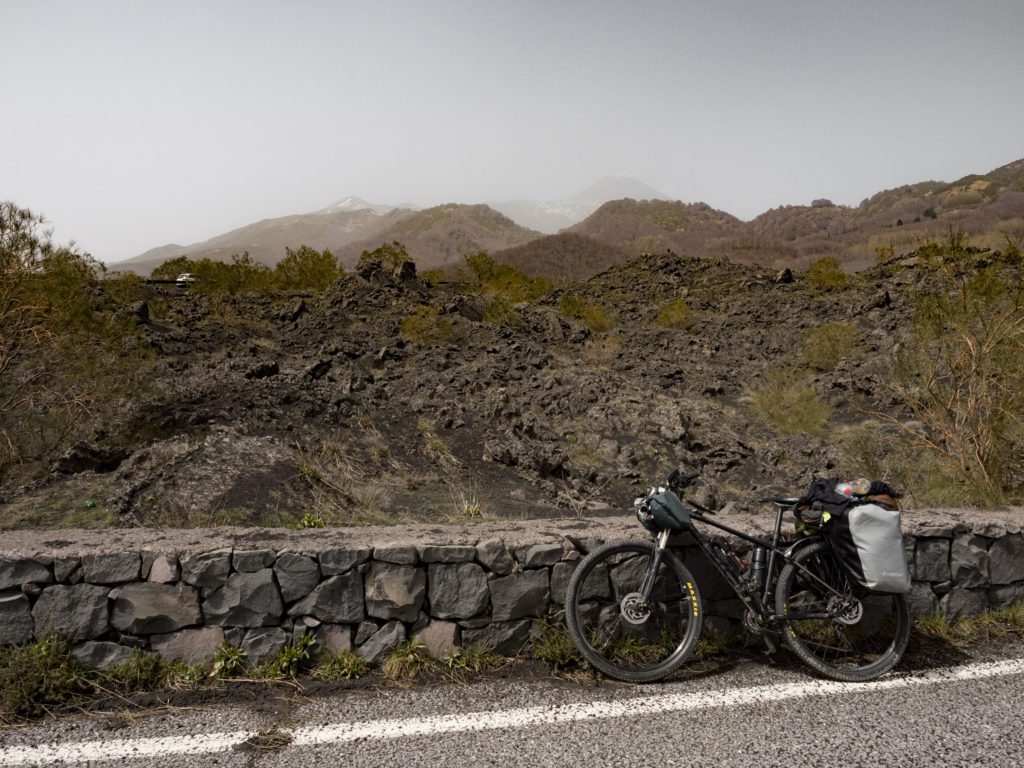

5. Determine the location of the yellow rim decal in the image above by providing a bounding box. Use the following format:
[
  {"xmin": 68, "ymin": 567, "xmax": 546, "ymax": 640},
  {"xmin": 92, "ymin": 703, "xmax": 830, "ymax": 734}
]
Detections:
[{"xmin": 686, "ymin": 581, "xmax": 699, "ymax": 616}]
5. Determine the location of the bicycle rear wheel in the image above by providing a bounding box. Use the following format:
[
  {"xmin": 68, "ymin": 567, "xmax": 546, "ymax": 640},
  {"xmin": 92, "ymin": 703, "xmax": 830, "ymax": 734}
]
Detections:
[
  {"xmin": 564, "ymin": 539, "xmax": 702, "ymax": 683},
  {"xmin": 776, "ymin": 539, "xmax": 909, "ymax": 682}
]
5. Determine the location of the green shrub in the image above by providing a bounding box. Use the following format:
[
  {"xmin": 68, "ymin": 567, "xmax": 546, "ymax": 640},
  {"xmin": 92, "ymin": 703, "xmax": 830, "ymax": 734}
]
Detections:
[
  {"xmin": 275, "ymin": 245, "xmax": 343, "ymax": 291},
  {"xmin": 888, "ymin": 231, "xmax": 1024, "ymax": 505},
  {"xmin": 151, "ymin": 254, "xmax": 193, "ymax": 280},
  {"xmin": 382, "ymin": 639, "xmax": 434, "ymax": 680},
  {"xmin": 263, "ymin": 635, "xmax": 314, "ymax": 678},
  {"xmin": 805, "ymin": 257, "xmax": 849, "ymax": 290},
  {"xmin": 874, "ymin": 242, "xmax": 896, "ymax": 262},
  {"xmin": 440, "ymin": 644, "xmax": 503, "ymax": 678},
  {"xmin": 655, "ymin": 298, "xmax": 692, "ymax": 329},
  {"xmin": 210, "ymin": 644, "xmax": 248, "ymax": 678},
  {"xmin": 420, "ymin": 268, "xmax": 447, "ymax": 286},
  {"xmin": 840, "ymin": 421, "xmax": 974, "ymax": 507},
  {"xmin": 750, "ymin": 369, "xmax": 831, "ymax": 436},
  {"xmin": 1, "ymin": 202, "xmax": 151, "ymax": 484},
  {"xmin": 154, "ymin": 246, "xmax": 341, "ymax": 294},
  {"xmin": 482, "ymin": 295, "xmax": 522, "ymax": 328},
  {"xmin": 297, "ymin": 511, "xmax": 326, "ymax": 529},
  {"xmin": 915, "ymin": 602, "xmax": 1024, "ymax": 646},
  {"xmin": 530, "ymin": 621, "xmax": 586, "ymax": 671},
  {"xmin": 1001, "ymin": 233, "xmax": 1021, "ymax": 265},
  {"xmin": 104, "ymin": 650, "xmax": 170, "ymax": 692},
  {"xmin": 801, "ymin": 323, "xmax": 861, "ymax": 371},
  {"xmin": 558, "ymin": 294, "xmax": 587, "ymax": 318},
  {"xmin": 313, "ymin": 650, "xmax": 369, "ymax": 681},
  {"xmin": 559, "ymin": 295, "xmax": 618, "ymax": 333},
  {"xmin": 102, "ymin": 272, "xmax": 146, "ymax": 303},
  {"xmin": 358, "ymin": 241, "xmax": 409, "ymax": 272},
  {"xmin": 0, "ymin": 635, "xmax": 92, "ymax": 721},
  {"xmin": 399, "ymin": 305, "xmax": 459, "ymax": 346},
  {"xmin": 463, "ymin": 251, "xmax": 551, "ymax": 303}
]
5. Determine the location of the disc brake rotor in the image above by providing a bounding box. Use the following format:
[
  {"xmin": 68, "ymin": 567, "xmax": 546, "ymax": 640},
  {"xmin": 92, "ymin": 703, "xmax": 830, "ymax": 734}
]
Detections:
[
  {"xmin": 828, "ymin": 595, "xmax": 864, "ymax": 626},
  {"xmin": 620, "ymin": 592, "xmax": 652, "ymax": 625}
]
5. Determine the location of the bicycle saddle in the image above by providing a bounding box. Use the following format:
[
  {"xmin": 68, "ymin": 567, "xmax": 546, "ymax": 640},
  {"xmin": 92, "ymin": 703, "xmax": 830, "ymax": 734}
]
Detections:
[{"xmin": 759, "ymin": 496, "xmax": 802, "ymax": 506}]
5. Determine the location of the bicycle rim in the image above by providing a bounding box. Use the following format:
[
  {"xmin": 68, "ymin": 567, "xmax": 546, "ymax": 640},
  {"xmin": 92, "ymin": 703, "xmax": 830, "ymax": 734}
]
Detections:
[
  {"xmin": 777, "ymin": 540, "xmax": 909, "ymax": 681},
  {"xmin": 565, "ymin": 540, "xmax": 702, "ymax": 683}
]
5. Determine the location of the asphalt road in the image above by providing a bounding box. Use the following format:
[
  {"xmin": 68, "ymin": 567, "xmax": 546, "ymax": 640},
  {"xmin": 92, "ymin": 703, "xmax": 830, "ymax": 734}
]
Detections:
[{"xmin": 1, "ymin": 645, "xmax": 1022, "ymax": 768}]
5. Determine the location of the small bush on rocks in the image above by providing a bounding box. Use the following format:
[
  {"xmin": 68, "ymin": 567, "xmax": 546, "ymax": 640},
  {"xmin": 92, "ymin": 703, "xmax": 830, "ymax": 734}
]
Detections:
[
  {"xmin": 399, "ymin": 305, "xmax": 459, "ymax": 346},
  {"xmin": 482, "ymin": 295, "xmax": 523, "ymax": 329},
  {"xmin": 802, "ymin": 322, "xmax": 861, "ymax": 371},
  {"xmin": 312, "ymin": 650, "xmax": 369, "ymax": 681},
  {"xmin": 357, "ymin": 241, "xmax": 409, "ymax": 273},
  {"xmin": 886, "ymin": 230, "xmax": 1024, "ymax": 505},
  {"xmin": 383, "ymin": 639, "xmax": 434, "ymax": 680},
  {"xmin": 440, "ymin": 645, "xmax": 503, "ymax": 679},
  {"xmin": 559, "ymin": 295, "xmax": 618, "ymax": 333},
  {"xmin": 915, "ymin": 602, "xmax": 1024, "ymax": 646},
  {"xmin": 655, "ymin": 298, "xmax": 693, "ymax": 330},
  {"xmin": 530, "ymin": 621, "xmax": 587, "ymax": 672},
  {"xmin": 840, "ymin": 422, "xmax": 965, "ymax": 507},
  {"xmin": 0, "ymin": 635, "xmax": 92, "ymax": 721},
  {"xmin": 260, "ymin": 635, "xmax": 315, "ymax": 679},
  {"xmin": 210, "ymin": 644, "xmax": 248, "ymax": 678},
  {"xmin": 105, "ymin": 650, "xmax": 170, "ymax": 692},
  {"xmin": 805, "ymin": 257, "xmax": 849, "ymax": 290},
  {"xmin": 463, "ymin": 251, "xmax": 552, "ymax": 304},
  {"xmin": 750, "ymin": 369, "xmax": 831, "ymax": 436}
]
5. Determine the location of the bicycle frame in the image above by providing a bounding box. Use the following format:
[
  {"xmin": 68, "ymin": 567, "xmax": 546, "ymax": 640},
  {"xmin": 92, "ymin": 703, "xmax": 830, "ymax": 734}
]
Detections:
[{"xmin": 654, "ymin": 505, "xmax": 846, "ymax": 625}]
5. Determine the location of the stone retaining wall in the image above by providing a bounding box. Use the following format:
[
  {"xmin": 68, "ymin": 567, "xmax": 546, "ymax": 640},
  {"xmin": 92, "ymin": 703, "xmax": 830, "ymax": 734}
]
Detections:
[{"xmin": 1, "ymin": 511, "xmax": 1022, "ymax": 669}]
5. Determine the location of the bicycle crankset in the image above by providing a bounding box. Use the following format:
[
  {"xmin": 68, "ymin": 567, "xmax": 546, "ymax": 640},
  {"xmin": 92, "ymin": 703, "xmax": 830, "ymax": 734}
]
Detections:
[
  {"xmin": 743, "ymin": 609, "xmax": 769, "ymax": 634},
  {"xmin": 744, "ymin": 609, "xmax": 779, "ymax": 652},
  {"xmin": 620, "ymin": 593, "xmax": 652, "ymax": 625}
]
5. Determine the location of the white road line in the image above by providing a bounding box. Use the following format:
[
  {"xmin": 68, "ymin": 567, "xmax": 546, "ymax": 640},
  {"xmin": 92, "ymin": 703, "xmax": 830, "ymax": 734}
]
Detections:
[
  {"xmin": 1, "ymin": 658, "xmax": 1022, "ymax": 766},
  {"xmin": 290, "ymin": 658, "xmax": 1024, "ymax": 746},
  {"xmin": 0, "ymin": 730, "xmax": 257, "ymax": 766}
]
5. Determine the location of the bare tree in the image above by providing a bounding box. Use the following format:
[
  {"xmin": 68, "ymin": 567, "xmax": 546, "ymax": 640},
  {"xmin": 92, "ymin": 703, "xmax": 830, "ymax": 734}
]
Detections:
[
  {"xmin": 0, "ymin": 203, "xmax": 94, "ymax": 476},
  {"xmin": 885, "ymin": 230, "xmax": 1024, "ymax": 503}
]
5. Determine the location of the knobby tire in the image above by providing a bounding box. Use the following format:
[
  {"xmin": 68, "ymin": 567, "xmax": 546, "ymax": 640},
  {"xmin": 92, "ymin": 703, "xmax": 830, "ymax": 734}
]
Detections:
[
  {"xmin": 565, "ymin": 539, "xmax": 703, "ymax": 683},
  {"xmin": 776, "ymin": 539, "xmax": 909, "ymax": 682}
]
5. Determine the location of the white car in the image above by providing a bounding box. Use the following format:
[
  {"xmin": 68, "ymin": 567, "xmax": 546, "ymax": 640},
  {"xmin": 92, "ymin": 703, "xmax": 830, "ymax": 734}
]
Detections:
[{"xmin": 176, "ymin": 273, "xmax": 197, "ymax": 286}]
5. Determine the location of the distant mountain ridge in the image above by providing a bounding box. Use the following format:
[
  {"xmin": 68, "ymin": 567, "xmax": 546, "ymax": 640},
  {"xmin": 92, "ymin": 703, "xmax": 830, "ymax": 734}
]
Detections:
[
  {"xmin": 115, "ymin": 160, "xmax": 1024, "ymax": 276},
  {"xmin": 567, "ymin": 158, "xmax": 1024, "ymax": 272},
  {"xmin": 118, "ymin": 207, "xmax": 417, "ymax": 275},
  {"xmin": 488, "ymin": 176, "xmax": 670, "ymax": 234},
  {"xmin": 334, "ymin": 204, "xmax": 541, "ymax": 271}
]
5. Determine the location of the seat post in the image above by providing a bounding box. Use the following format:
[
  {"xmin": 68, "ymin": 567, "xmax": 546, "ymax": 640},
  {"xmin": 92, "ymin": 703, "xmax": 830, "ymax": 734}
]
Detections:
[{"xmin": 770, "ymin": 504, "xmax": 784, "ymax": 550}]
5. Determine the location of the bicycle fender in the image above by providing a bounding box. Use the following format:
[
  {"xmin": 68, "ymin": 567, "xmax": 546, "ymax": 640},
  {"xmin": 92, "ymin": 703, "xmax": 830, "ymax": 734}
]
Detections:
[{"xmin": 783, "ymin": 535, "xmax": 825, "ymax": 562}]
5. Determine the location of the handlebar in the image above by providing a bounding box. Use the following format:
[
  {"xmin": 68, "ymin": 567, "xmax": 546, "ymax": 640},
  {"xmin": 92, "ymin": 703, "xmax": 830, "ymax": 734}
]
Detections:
[{"xmin": 667, "ymin": 469, "xmax": 699, "ymax": 491}]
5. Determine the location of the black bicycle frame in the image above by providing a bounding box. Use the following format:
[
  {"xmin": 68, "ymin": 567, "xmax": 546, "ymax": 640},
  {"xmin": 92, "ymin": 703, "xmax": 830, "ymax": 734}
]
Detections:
[{"xmin": 680, "ymin": 508, "xmax": 840, "ymax": 623}]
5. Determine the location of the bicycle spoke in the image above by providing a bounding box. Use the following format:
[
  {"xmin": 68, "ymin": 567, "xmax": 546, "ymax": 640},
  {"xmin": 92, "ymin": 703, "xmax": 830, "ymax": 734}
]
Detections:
[
  {"xmin": 778, "ymin": 540, "xmax": 909, "ymax": 681},
  {"xmin": 566, "ymin": 541, "xmax": 702, "ymax": 682}
]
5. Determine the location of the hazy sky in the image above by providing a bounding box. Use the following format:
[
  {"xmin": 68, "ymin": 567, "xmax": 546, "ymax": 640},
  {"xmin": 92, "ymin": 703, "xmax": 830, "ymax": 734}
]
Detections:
[{"xmin": 3, "ymin": 1, "xmax": 1023, "ymax": 263}]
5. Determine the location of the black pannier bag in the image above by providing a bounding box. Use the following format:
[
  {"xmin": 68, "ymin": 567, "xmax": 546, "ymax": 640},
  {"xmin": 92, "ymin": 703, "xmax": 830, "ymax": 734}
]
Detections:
[{"xmin": 798, "ymin": 478, "xmax": 911, "ymax": 594}]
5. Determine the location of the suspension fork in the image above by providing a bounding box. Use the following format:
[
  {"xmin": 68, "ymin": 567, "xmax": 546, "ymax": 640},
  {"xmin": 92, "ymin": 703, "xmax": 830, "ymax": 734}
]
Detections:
[{"xmin": 638, "ymin": 530, "xmax": 671, "ymax": 605}]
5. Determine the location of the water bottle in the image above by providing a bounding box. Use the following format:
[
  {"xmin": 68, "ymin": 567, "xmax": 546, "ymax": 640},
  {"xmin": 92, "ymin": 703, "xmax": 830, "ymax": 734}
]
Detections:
[{"xmin": 749, "ymin": 547, "xmax": 768, "ymax": 591}]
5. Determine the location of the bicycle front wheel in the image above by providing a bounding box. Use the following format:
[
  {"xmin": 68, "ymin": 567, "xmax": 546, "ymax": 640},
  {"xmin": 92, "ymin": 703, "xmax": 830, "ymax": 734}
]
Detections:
[
  {"xmin": 564, "ymin": 539, "xmax": 703, "ymax": 682},
  {"xmin": 776, "ymin": 539, "xmax": 909, "ymax": 682}
]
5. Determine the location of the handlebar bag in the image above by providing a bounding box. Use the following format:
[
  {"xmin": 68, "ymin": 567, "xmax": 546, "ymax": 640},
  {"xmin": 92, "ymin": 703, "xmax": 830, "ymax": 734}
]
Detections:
[{"xmin": 829, "ymin": 502, "xmax": 911, "ymax": 594}]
